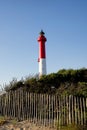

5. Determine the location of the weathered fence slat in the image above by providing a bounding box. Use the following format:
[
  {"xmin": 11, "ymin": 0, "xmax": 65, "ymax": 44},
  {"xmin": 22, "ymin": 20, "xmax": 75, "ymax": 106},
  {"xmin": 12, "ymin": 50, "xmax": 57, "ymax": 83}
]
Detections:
[{"xmin": 0, "ymin": 90, "xmax": 87, "ymax": 128}]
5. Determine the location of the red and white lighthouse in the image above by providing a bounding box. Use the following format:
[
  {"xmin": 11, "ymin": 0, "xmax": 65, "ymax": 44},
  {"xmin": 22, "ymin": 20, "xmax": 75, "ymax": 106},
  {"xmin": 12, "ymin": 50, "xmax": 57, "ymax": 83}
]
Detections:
[{"xmin": 37, "ymin": 30, "xmax": 47, "ymax": 77}]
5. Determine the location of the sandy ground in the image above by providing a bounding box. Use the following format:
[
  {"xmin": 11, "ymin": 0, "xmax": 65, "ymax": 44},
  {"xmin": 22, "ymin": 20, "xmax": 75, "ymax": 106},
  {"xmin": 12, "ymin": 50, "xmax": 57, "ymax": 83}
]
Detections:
[{"xmin": 0, "ymin": 120, "xmax": 56, "ymax": 130}]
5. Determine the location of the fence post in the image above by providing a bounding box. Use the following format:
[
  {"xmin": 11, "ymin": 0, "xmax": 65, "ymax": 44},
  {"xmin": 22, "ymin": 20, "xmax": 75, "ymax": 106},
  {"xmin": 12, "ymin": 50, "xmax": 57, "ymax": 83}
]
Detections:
[{"xmin": 0, "ymin": 91, "xmax": 87, "ymax": 128}]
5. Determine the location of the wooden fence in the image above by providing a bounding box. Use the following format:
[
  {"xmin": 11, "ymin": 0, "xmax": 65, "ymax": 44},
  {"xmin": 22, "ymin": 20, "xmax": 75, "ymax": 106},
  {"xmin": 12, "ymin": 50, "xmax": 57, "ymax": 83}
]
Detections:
[{"xmin": 0, "ymin": 90, "xmax": 87, "ymax": 127}]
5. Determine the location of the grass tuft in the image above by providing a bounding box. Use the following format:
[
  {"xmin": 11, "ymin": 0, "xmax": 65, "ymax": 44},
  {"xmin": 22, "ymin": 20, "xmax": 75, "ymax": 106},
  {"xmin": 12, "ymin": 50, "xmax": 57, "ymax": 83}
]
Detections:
[{"xmin": 56, "ymin": 124, "xmax": 87, "ymax": 130}]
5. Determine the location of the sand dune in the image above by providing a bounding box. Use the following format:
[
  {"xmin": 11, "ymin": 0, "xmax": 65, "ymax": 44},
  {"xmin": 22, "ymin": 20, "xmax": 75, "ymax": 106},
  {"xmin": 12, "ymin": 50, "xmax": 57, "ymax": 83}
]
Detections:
[{"xmin": 0, "ymin": 120, "xmax": 56, "ymax": 130}]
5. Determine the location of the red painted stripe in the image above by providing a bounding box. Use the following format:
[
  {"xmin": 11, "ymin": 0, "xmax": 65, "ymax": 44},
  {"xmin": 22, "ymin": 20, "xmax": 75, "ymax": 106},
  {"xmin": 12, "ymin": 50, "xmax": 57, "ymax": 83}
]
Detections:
[
  {"xmin": 38, "ymin": 35, "xmax": 47, "ymax": 58},
  {"xmin": 39, "ymin": 41, "xmax": 46, "ymax": 58}
]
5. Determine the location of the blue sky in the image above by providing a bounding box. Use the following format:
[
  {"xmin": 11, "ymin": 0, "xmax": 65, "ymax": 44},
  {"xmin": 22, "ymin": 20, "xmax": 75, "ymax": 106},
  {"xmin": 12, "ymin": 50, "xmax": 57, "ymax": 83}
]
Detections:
[{"xmin": 0, "ymin": 0, "xmax": 87, "ymax": 87}]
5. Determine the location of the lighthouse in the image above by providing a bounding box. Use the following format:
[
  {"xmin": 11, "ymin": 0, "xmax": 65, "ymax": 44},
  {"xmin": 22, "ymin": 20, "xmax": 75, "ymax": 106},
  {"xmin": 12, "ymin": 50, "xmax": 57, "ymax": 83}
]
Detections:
[{"xmin": 37, "ymin": 30, "xmax": 47, "ymax": 77}]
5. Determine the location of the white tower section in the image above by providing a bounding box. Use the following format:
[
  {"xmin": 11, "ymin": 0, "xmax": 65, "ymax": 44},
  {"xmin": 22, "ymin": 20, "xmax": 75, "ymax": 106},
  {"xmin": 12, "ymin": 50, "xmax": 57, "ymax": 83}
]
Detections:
[{"xmin": 39, "ymin": 58, "xmax": 46, "ymax": 76}]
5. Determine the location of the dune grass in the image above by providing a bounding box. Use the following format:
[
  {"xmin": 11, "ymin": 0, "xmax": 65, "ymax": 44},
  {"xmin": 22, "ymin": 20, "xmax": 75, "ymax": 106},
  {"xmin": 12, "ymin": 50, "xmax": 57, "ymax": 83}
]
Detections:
[
  {"xmin": 56, "ymin": 124, "xmax": 87, "ymax": 130},
  {"xmin": 0, "ymin": 116, "xmax": 7, "ymax": 126},
  {"xmin": 0, "ymin": 116, "xmax": 18, "ymax": 126}
]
